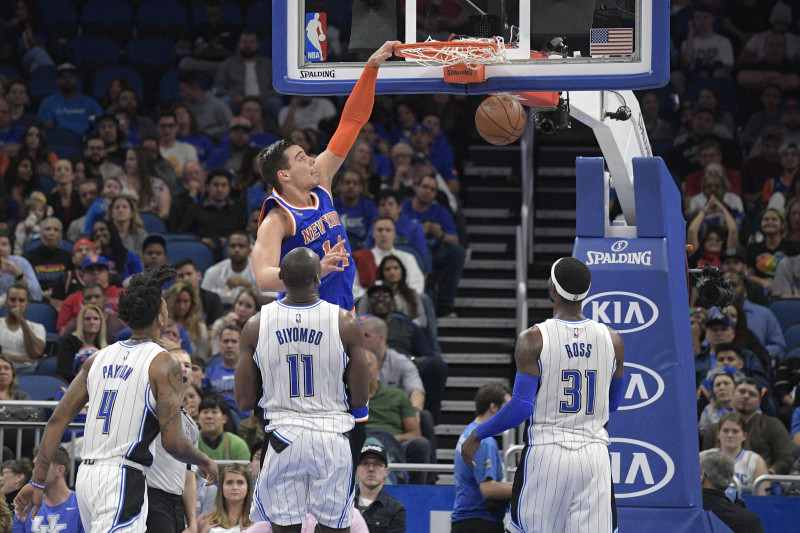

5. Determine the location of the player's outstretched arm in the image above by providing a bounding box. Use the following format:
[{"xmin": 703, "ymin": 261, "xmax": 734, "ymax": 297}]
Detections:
[
  {"xmin": 151, "ymin": 352, "xmax": 218, "ymax": 485},
  {"xmin": 461, "ymin": 327, "xmax": 543, "ymax": 466},
  {"xmin": 252, "ymin": 209, "xmax": 291, "ymax": 292},
  {"xmin": 314, "ymin": 40, "xmax": 400, "ymax": 190},
  {"xmin": 235, "ymin": 312, "xmax": 263, "ymax": 412},
  {"xmin": 14, "ymin": 355, "xmax": 95, "ymax": 519}
]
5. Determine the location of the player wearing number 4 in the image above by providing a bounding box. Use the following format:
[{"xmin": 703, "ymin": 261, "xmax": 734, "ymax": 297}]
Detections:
[
  {"xmin": 235, "ymin": 248, "xmax": 370, "ymax": 533},
  {"xmin": 13, "ymin": 265, "xmax": 219, "ymax": 533},
  {"xmin": 461, "ymin": 257, "xmax": 626, "ymax": 533},
  {"xmin": 252, "ymin": 41, "xmax": 399, "ymax": 311}
]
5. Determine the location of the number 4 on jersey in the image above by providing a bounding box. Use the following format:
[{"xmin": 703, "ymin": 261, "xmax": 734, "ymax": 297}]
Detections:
[{"xmin": 97, "ymin": 390, "xmax": 118, "ymax": 434}]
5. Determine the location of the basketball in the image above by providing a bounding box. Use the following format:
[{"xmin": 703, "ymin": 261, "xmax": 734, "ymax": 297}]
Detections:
[{"xmin": 475, "ymin": 94, "xmax": 527, "ymax": 145}]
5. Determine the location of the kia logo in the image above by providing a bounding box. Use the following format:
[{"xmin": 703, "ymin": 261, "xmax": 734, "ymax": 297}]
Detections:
[
  {"xmin": 609, "ymin": 438, "xmax": 675, "ymax": 498},
  {"xmin": 618, "ymin": 363, "xmax": 665, "ymax": 410},
  {"xmin": 611, "ymin": 240, "xmax": 628, "ymax": 252},
  {"xmin": 582, "ymin": 292, "xmax": 659, "ymax": 333}
]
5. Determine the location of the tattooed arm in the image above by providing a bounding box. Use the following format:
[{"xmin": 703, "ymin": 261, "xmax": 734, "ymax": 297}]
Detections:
[
  {"xmin": 14, "ymin": 354, "xmax": 96, "ymax": 519},
  {"xmin": 150, "ymin": 351, "xmax": 219, "ymax": 485}
]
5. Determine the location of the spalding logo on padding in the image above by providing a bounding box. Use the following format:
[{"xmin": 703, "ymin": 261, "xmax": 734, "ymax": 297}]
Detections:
[
  {"xmin": 609, "ymin": 438, "xmax": 675, "ymax": 498},
  {"xmin": 582, "ymin": 291, "xmax": 659, "ymax": 333},
  {"xmin": 618, "ymin": 362, "xmax": 665, "ymax": 411}
]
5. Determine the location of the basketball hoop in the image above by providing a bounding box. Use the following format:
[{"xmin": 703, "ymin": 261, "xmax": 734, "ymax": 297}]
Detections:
[{"xmin": 394, "ymin": 35, "xmax": 507, "ymax": 83}]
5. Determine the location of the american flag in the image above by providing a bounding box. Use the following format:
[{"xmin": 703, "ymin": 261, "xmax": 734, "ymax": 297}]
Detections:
[{"xmin": 590, "ymin": 28, "xmax": 634, "ymax": 56}]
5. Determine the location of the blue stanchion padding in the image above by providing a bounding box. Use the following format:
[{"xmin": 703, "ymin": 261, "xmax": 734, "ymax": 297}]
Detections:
[
  {"xmin": 382, "ymin": 484, "xmax": 455, "ymax": 533},
  {"xmin": 574, "ymin": 156, "xmax": 710, "ymax": 526}
]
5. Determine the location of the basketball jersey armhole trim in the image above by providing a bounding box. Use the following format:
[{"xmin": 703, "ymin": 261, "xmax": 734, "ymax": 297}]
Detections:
[{"xmin": 265, "ymin": 196, "xmax": 297, "ymax": 236}]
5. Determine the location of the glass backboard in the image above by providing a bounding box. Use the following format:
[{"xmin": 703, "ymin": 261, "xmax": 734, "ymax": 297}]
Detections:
[{"xmin": 272, "ymin": 0, "xmax": 669, "ymax": 95}]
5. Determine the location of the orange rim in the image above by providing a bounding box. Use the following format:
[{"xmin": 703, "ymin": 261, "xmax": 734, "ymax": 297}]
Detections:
[{"xmin": 394, "ymin": 39, "xmax": 500, "ymax": 60}]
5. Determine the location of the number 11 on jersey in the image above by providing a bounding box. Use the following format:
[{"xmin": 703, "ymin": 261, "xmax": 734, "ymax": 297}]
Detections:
[{"xmin": 287, "ymin": 354, "xmax": 315, "ymax": 398}]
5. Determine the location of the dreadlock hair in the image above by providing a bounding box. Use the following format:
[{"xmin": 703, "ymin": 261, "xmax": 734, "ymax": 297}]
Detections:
[
  {"xmin": 118, "ymin": 264, "xmax": 175, "ymax": 329},
  {"xmin": 552, "ymin": 257, "xmax": 591, "ymax": 300},
  {"xmin": 257, "ymin": 139, "xmax": 295, "ymax": 195}
]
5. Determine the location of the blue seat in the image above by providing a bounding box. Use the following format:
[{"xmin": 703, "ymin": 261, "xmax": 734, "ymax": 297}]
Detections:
[
  {"xmin": 246, "ymin": 0, "xmax": 271, "ymax": 34},
  {"xmin": 395, "ymin": 243, "xmax": 429, "ymax": 274},
  {"xmin": 81, "ymin": 0, "xmax": 132, "ymax": 44},
  {"xmin": 166, "ymin": 240, "xmax": 215, "ymax": 272},
  {"xmin": 159, "ymin": 69, "xmax": 182, "ymax": 104},
  {"xmin": 40, "ymin": 0, "xmax": 79, "ymax": 40},
  {"xmin": 18, "ymin": 374, "xmax": 69, "ymax": 401},
  {"xmin": 127, "ymin": 38, "xmax": 176, "ymax": 67},
  {"xmin": 70, "ymin": 36, "xmax": 120, "ymax": 67},
  {"xmin": 44, "ymin": 128, "xmax": 83, "ymax": 159},
  {"xmin": 25, "ymin": 302, "xmax": 58, "ymax": 334},
  {"xmin": 137, "ymin": 0, "xmax": 187, "ymax": 38},
  {"xmin": 192, "ymin": 1, "xmax": 242, "ymax": 25},
  {"xmin": 163, "ymin": 233, "xmax": 200, "ymax": 242},
  {"xmin": 771, "ymin": 300, "xmax": 800, "ymax": 331},
  {"xmin": 139, "ymin": 212, "xmax": 166, "ymax": 234},
  {"xmin": 91, "ymin": 66, "xmax": 145, "ymax": 103},
  {"xmin": 784, "ymin": 323, "xmax": 800, "ymax": 351},
  {"xmin": 37, "ymin": 176, "xmax": 56, "ymax": 196},
  {"xmin": 0, "ymin": 64, "xmax": 19, "ymax": 80},
  {"xmin": 30, "ymin": 65, "xmax": 57, "ymax": 101},
  {"xmin": 24, "ymin": 239, "xmax": 74, "ymax": 254},
  {"xmin": 35, "ymin": 356, "xmax": 59, "ymax": 375},
  {"xmin": 786, "ymin": 346, "xmax": 800, "ymax": 360}
]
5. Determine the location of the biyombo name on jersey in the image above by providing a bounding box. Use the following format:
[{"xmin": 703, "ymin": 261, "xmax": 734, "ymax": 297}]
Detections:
[
  {"xmin": 586, "ymin": 251, "xmax": 652, "ymax": 266},
  {"xmin": 275, "ymin": 327, "xmax": 324, "ymax": 346}
]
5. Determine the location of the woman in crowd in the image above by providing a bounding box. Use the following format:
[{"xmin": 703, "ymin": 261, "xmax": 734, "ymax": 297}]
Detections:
[
  {"xmin": 11, "ymin": 195, "xmax": 45, "ymax": 255},
  {"xmin": 697, "ymin": 86, "xmax": 736, "ymax": 139},
  {"xmin": 174, "ymin": 102, "xmax": 215, "ymax": 165},
  {"xmin": 746, "ymin": 207, "xmax": 798, "ymax": 295},
  {"xmin": 377, "ymin": 255, "xmax": 427, "ymax": 328},
  {"xmin": 345, "ymin": 139, "xmax": 385, "ymax": 198},
  {"xmin": 91, "ymin": 218, "xmax": 142, "ymax": 281},
  {"xmin": 701, "ymin": 413, "xmax": 768, "ymax": 495},
  {"xmin": 687, "ymin": 224, "xmax": 733, "ymax": 270},
  {"xmin": 389, "ymin": 100, "xmax": 420, "ymax": 144},
  {"xmin": 165, "ymin": 282, "xmax": 210, "ymax": 361},
  {"xmin": 210, "ymin": 287, "xmax": 260, "ymax": 354},
  {"xmin": 55, "ymin": 304, "xmax": 106, "ymax": 382},
  {"xmin": 101, "ymin": 77, "xmax": 133, "ymax": 112},
  {"xmin": 698, "ymin": 372, "xmax": 736, "ymax": 434},
  {"xmin": 47, "ymin": 158, "xmax": 84, "ymax": 228},
  {"xmin": 0, "ymin": 125, "xmax": 57, "ymax": 177},
  {"xmin": 290, "ymin": 129, "xmax": 318, "ymax": 158},
  {"xmin": 3, "ymin": 156, "xmax": 41, "ymax": 222},
  {"xmin": 108, "ymin": 195, "xmax": 147, "ymax": 257},
  {"xmin": 780, "ymin": 196, "xmax": 800, "ymax": 250},
  {"xmin": 639, "ymin": 91, "xmax": 674, "ymax": 149},
  {"xmin": 0, "ymin": 457, "xmax": 31, "ymax": 515},
  {"xmin": 118, "ymin": 146, "xmax": 171, "ymax": 220},
  {"xmin": 197, "ymin": 463, "xmax": 253, "ymax": 533},
  {"xmin": 183, "ymin": 383, "xmax": 203, "ymax": 425}
]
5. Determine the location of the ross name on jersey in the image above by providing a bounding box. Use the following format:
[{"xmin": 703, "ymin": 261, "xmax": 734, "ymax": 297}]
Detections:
[
  {"xmin": 275, "ymin": 327, "xmax": 324, "ymax": 346},
  {"xmin": 301, "ymin": 211, "xmax": 343, "ymax": 245},
  {"xmin": 564, "ymin": 343, "xmax": 592, "ymax": 358},
  {"xmin": 102, "ymin": 364, "xmax": 134, "ymax": 381}
]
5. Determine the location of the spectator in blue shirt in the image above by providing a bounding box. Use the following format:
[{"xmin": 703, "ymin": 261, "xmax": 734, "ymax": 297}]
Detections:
[
  {"xmin": 38, "ymin": 63, "xmax": 103, "ymax": 135},
  {"xmin": 0, "ymin": 97, "xmax": 24, "ymax": 152},
  {"xmin": 334, "ymin": 169, "xmax": 377, "ymax": 250},
  {"xmin": 401, "ymin": 175, "xmax": 466, "ymax": 317},
  {"xmin": 174, "ymin": 102, "xmax": 215, "ymax": 166},
  {"xmin": 365, "ymin": 190, "xmax": 430, "ymax": 272},
  {"xmin": 206, "ymin": 324, "xmax": 248, "ymax": 420},
  {"xmin": 0, "ymin": 230, "xmax": 41, "ymax": 303},
  {"xmin": 12, "ymin": 445, "xmax": 85, "ymax": 532},
  {"xmin": 453, "ymin": 383, "xmax": 513, "ymax": 533},
  {"xmin": 724, "ymin": 270, "xmax": 786, "ymax": 360}
]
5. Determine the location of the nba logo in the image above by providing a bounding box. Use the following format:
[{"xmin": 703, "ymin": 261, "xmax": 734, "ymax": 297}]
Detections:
[
  {"xmin": 296, "ymin": 313, "xmax": 302, "ymax": 324},
  {"xmin": 305, "ymin": 13, "xmax": 327, "ymax": 62}
]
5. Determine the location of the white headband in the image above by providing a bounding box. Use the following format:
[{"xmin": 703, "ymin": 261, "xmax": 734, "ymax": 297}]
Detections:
[{"xmin": 551, "ymin": 258, "xmax": 590, "ymax": 301}]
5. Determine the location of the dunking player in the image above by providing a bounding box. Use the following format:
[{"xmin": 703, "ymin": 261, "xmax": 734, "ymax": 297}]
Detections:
[
  {"xmin": 14, "ymin": 265, "xmax": 218, "ymax": 532},
  {"xmin": 235, "ymin": 248, "xmax": 369, "ymax": 532},
  {"xmin": 251, "ymin": 41, "xmax": 399, "ymax": 311},
  {"xmin": 461, "ymin": 257, "xmax": 626, "ymax": 533}
]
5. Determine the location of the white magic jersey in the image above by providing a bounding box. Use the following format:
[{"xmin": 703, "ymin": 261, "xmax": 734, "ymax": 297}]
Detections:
[
  {"xmin": 256, "ymin": 299, "xmax": 354, "ymax": 439},
  {"xmin": 82, "ymin": 340, "xmax": 164, "ymax": 467},
  {"xmin": 528, "ymin": 318, "xmax": 616, "ymax": 448}
]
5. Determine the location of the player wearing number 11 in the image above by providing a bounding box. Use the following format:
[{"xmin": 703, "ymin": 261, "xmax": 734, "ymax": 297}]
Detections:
[
  {"xmin": 461, "ymin": 257, "xmax": 626, "ymax": 533},
  {"xmin": 236, "ymin": 247, "xmax": 370, "ymax": 533}
]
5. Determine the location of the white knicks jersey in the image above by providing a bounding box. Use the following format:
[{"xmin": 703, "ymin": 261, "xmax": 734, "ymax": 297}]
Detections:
[
  {"xmin": 256, "ymin": 299, "xmax": 354, "ymax": 437},
  {"xmin": 528, "ymin": 318, "xmax": 616, "ymax": 448},
  {"xmin": 82, "ymin": 341, "xmax": 164, "ymax": 466}
]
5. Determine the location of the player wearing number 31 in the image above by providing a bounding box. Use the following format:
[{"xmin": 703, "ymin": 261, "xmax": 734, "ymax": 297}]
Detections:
[
  {"xmin": 235, "ymin": 247, "xmax": 370, "ymax": 533},
  {"xmin": 461, "ymin": 257, "xmax": 626, "ymax": 533},
  {"xmin": 13, "ymin": 264, "xmax": 219, "ymax": 532},
  {"xmin": 252, "ymin": 41, "xmax": 400, "ymax": 312}
]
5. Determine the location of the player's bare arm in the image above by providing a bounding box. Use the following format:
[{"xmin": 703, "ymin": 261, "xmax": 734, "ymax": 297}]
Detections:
[
  {"xmin": 609, "ymin": 327, "xmax": 626, "ymax": 378},
  {"xmin": 313, "ymin": 40, "xmax": 400, "ymax": 191},
  {"xmin": 461, "ymin": 327, "xmax": 543, "ymax": 466},
  {"xmin": 14, "ymin": 354, "xmax": 96, "ymax": 519},
  {"xmin": 253, "ymin": 208, "xmax": 292, "ymax": 292},
  {"xmin": 151, "ymin": 351, "xmax": 219, "ymax": 485},
  {"xmin": 341, "ymin": 309, "xmax": 369, "ymax": 409},
  {"xmin": 234, "ymin": 312, "xmax": 263, "ymax": 411}
]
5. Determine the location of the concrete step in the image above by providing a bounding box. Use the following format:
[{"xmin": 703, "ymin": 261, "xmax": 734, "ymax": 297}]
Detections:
[
  {"xmin": 466, "ymin": 225, "xmax": 516, "ymax": 236},
  {"xmin": 465, "ymin": 259, "xmax": 515, "ymax": 270},
  {"xmin": 537, "ymin": 186, "xmax": 577, "ymax": 194},
  {"xmin": 437, "ymin": 448, "xmax": 456, "ymax": 461},
  {"xmin": 437, "ymin": 317, "xmax": 516, "ymax": 329},
  {"xmin": 463, "ymin": 165, "xmax": 514, "ymax": 177},
  {"xmin": 463, "ymin": 207, "xmax": 512, "ymax": 218},
  {"xmin": 536, "ymin": 167, "xmax": 576, "ymax": 177},
  {"xmin": 469, "ymin": 242, "xmax": 508, "ymax": 254},
  {"xmin": 533, "ymin": 243, "xmax": 575, "ymax": 254},
  {"xmin": 467, "ymin": 185, "xmax": 522, "ymax": 194},
  {"xmin": 435, "ymin": 423, "xmax": 469, "ymax": 436},
  {"xmin": 454, "ymin": 297, "xmax": 515, "ymax": 308},
  {"xmin": 534, "ymin": 226, "xmax": 576, "ymax": 238},
  {"xmin": 534, "ymin": 209, "xmax": 576, "ymax": 220},
  {"xmin": 441, "ymin": 352, "xmax": 512, "ymax": 365},
  {"xmin": 439, "ymin": 336, "xmax": 514, "ymax": 348},
  {"xmin": 458, "ymin": 278, "xmax": 515, "ymax": 289},
  {"xmin": 446, "ymin": 376, "xmax": 510, "ymax": 388},
  {"xmin": 441, "ymin": 400, "xmax": 477, "ymax": 412}
]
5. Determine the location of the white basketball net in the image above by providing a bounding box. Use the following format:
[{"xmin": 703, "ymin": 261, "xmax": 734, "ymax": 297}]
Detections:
[{"xmin": 395, "ymin": 36, "xmax": 507, "ymax": 70}]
